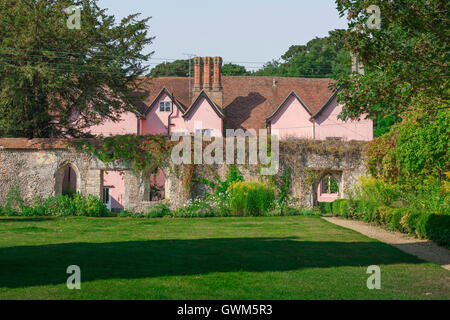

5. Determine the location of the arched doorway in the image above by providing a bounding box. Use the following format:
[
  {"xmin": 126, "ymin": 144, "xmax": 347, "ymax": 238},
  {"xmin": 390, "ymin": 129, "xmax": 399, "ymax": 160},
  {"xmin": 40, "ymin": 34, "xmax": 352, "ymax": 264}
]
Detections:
[
  {"xmin": 62, "ymin": 167, "xmax": 77, "ymax": 196},
  {"xmin": 55, "ymin": 163, "xmax": 80, "ymax": 197}
]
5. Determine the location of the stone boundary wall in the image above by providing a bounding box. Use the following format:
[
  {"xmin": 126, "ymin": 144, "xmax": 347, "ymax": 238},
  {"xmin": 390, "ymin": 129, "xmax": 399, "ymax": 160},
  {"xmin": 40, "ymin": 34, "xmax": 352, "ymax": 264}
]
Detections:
[{"xmin": 0, "ymin": 138, "xmax": 368, "ymax": 211}]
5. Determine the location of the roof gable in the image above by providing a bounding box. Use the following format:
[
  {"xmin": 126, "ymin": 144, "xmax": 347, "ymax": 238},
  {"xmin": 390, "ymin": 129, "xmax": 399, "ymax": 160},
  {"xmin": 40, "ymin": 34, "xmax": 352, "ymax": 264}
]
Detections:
[
  {"xmin": 266, "ymin": 91, "xmax": 312, "ymax": 123},
  {"xmin": 182, "ymin": 91, "xmax": 225, "ymax": 119},
  {"xmin": 141, "ymin": 87, "xmax": 185, "ymax": 117},
  {"xmin": 132, "ymin": 76, "xmax": 335, "ymax": 130},
  {"xmin": 310, "ymin": 92, "xmax": 338, "ymax": 119}
]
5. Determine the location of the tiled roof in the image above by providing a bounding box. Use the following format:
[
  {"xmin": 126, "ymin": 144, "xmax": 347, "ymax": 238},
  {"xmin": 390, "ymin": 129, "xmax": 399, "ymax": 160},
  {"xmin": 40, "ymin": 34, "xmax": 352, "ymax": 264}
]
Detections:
[
  {"xmin": 0, "ymin": 138, "xmax": 71, "ymax": 149},
  {"xmin": 134, "ymin": 76, "xmax": 335, "ymax": 130}
]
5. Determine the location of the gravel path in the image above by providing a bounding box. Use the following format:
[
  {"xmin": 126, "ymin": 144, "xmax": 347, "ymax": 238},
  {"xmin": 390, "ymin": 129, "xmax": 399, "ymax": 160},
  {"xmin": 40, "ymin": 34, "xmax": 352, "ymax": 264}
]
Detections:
[{"xmin": 322, "ymin": 217, "xmax": 450, "ymax": 271}]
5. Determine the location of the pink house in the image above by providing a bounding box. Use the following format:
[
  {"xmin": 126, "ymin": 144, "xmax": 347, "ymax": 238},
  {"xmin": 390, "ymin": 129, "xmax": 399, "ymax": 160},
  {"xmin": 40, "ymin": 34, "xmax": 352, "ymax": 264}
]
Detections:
[
  {"xmin": 266, "ymin": 91, "xmax": 373, "ymax": 141},
  {"xmin": 81, "ymin": 56, "xmax": 372, "ymax": 209}
]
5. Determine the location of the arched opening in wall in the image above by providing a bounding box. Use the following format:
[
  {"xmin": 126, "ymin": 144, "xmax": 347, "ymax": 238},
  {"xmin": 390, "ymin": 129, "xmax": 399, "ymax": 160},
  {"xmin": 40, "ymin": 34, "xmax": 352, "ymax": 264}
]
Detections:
[
  {"xmin": 55, "ymin": 163, "xmax": 80, "ymax": 197},
  {"xmin": 317, "ymin": 174, "xmax": 340, "ymax": 203},
  {"xmin": 62, "ymin": 167, "xmax": 77, "ymax": 196},
  {"xmin": 149, "ymin": 168, "xmax": 166, "ymax": 201}
]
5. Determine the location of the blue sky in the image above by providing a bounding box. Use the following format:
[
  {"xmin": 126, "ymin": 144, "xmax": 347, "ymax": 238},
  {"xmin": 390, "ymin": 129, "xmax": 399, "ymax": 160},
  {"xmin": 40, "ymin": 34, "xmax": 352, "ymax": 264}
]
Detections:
[{"xmin": 98, "ymin": 0, "xmax": 348, "ymax": 70}]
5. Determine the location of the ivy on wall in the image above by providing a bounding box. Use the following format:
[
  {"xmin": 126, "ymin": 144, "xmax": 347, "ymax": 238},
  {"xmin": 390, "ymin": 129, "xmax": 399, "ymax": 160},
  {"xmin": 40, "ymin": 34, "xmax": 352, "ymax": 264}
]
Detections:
[{"xmin": 73, "ymin": 134, "xmax": 174, "ymax": 174}]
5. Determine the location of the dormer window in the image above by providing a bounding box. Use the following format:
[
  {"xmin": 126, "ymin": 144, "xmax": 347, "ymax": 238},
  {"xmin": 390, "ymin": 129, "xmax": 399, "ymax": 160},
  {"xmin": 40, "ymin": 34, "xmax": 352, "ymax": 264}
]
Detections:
[{"xmin": 159, "ymin": 101, "xmax": 172, "ymax": 112}]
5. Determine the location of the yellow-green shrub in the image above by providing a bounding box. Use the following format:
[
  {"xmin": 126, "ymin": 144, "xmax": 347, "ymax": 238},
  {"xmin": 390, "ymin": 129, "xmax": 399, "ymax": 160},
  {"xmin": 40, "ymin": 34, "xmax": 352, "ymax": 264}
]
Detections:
[{"xmin": 228, "ymin": 181, "xmax": 275, "ymax": 216}]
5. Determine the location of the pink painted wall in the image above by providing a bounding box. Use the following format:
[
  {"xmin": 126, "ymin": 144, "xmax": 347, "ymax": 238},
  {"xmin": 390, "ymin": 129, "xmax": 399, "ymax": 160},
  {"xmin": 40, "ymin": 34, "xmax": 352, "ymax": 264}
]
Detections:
[
  {"xmin": 86, "ymin": 111, "xmax": 138, "ymax": 136},
  {"xmin": 150, "ymin": 168, "xmax": 166, "ymax": 200},
  {"xmin": 314, "ymin": 97, "xmax": 373, "ymax": 141},
  {"xmin": 103, "ymin": 171, "xmax": 125, "ymax": 210},
  {"xmin": 270, "ymin": 95, "xmax": 314, "ymax": 140},
  {"xmin": 140, "ymin": 93, "xmax": 171, "ymax": 135},
  {"xmin": 173, "ymin": 96, "xmax": 223, "ymax": 137},
  {"xmin": 317, "ymin": 180, "xmax": 339, "ymax": 202}
]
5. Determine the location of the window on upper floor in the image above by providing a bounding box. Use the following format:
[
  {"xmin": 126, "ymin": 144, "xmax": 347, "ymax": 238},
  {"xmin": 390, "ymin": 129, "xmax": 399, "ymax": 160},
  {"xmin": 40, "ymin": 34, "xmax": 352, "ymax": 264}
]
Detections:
[{"xmin": 159, "ymin": 101, "xmax": 172, "ymax": 112}]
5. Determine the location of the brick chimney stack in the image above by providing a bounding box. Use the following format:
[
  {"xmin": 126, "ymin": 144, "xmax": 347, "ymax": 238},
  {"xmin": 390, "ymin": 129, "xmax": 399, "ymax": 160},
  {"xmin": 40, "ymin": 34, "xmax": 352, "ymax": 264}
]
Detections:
[
  {"xmin": 203, "ymin": 57, "xmax": 212, "ymax": 90},
  {"xmin": 192, "ymin": 56, "xmax": 223, "ymax": 106},
  {"xmin": 193, "ymin": 56, "xmax": 203, "ymax": 91},
  {"xmin": 213, "ymin": 56, "xmax": 223, "ymax": 91}
]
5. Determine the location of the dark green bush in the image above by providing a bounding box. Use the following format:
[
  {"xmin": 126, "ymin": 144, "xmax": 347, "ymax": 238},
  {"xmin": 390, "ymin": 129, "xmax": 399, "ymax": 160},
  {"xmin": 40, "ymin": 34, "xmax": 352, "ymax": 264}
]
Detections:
[
  {"xmin": 328, "ymin": 198, "xmax": 449, "ymax": 247},
  {"xmin": 339, "ymin": 199, "xmax": 350, "ymax": 218},
  {"xmin": 405, "ymin": 211, "xmax": 422, "ymax": 235},
  {"xmin": 331, "ymin": 199, "xmax": 343, "ymax": 215},
  {"xmin": 386, "ymin": 208, "xmax": 407, "ymax": 232},
  {"xmin": 424, "ymin": 214, "xmax": 450, "ymax": 246},
  {"xmin": 318, "ymin": 202, "xmax": 332, "ymax": 214}
]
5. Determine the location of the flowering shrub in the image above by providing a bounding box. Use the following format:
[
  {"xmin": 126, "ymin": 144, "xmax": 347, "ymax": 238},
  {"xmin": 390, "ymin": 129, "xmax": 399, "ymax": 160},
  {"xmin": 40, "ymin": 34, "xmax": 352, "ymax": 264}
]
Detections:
[{"xmin": 172, "ymin": 198, "xmax": 217, "ymax": 218}]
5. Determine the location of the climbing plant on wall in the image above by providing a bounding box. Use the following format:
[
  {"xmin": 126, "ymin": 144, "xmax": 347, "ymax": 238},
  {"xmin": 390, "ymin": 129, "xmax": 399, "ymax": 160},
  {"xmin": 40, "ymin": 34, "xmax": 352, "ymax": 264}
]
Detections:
[{"xmin": 73, "ymin": 134, "xmax": 174, "ymax": 174}]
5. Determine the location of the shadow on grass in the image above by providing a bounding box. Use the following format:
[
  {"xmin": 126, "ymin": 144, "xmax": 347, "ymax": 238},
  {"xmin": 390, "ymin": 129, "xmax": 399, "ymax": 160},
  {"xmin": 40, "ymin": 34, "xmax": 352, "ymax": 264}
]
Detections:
[{"xmin": 0, "ymin": 237, "xmax": 422, "ymax": 288}]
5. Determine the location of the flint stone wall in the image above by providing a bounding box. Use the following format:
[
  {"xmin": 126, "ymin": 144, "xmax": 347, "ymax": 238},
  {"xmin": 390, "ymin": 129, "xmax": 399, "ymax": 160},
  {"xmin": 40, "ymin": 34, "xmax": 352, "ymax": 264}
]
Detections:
[{"xmin": 0, "ymin": 138, "xmax": 368, "ymax": 211}]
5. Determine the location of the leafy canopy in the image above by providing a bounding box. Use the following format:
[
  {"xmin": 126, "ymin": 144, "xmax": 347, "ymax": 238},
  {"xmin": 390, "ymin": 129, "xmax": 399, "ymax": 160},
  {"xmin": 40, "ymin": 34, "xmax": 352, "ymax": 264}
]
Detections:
[
  {"xmin": 334, "ymin": 0, "xmax": 449, "ymax": 120},
  {"xmin": 253, "ymin": 29, "xmax": 351, "ymax": 78},
  {"xmin": 0, "ymin": 0, "xmax": 154, "ymax": 138},
  {"xmin": 149, "ymin": 60, "xmax": 249, "ymax": 77}
]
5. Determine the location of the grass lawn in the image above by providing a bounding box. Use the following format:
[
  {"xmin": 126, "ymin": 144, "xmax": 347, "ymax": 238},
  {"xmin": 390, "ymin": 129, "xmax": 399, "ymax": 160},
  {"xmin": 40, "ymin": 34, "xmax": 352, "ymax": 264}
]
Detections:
[{"xmin": 0, "ymin": 215, "xmax": 448, "ymax": 299}]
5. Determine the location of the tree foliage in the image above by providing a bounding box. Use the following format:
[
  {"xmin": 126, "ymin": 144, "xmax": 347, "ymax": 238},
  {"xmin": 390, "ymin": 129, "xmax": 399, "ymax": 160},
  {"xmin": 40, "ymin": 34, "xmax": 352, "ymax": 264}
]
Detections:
[
  {"xmin": 366, "ymin": 105, "xmax": 449, "ymax": 185},
  {"xmin": 222, "ymin": 63, "xmax": 249, "ymax": 76},
  {"xmin": 334, "ymin": 0, "xmax": 449, "ymax": 120},
  {"xmin": 253, "ymin": 29, "xmax": 351, "ymax": 78},
  {"xmin": 0, "ymin": 0, "xmax": 154, "ymax": 138},
  {"xmin": 149, "ymin": 59, "xmax": 191, "ymax": 77},
  {"xmin": 149, "ymin": 60, "xmax": 249, "ymax": 77}
]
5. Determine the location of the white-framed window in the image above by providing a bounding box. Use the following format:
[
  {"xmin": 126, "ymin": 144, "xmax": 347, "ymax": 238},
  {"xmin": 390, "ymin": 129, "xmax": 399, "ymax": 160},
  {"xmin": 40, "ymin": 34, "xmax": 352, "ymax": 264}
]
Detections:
[
  {"xmin": 159, "ymin": 101, "xmax": 172, "ymax": 112},
  {"xmin": 195, "ymin": 129, "xmax": 212, "ymax": 137}
]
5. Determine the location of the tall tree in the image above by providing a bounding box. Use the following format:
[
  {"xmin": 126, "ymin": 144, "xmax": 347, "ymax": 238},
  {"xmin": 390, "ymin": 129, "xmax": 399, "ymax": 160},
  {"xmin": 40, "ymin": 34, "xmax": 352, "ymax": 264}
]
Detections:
[
  {"xmin": 0, "ymin": 0, "xmax": 154, "ymax": 138},
  {"xmin": 222, "ymin": 63, "xmax": 249, "ymax": 76},
  {"xmin": 335, "ymin": 0, "xmax": 449, "ymax": 184},
  {"xmin": 149, "ymin": 60, "xmax": 249, "ymax": 77},
  {"xmin": 254, "ymin": 29, "xmax": 351, "ymax": 78},
  {"xmin": 149, "ymin": 59, "xmax": 191, "ymax": 77},
  {"xmin": 334, "ymin": 0, "xmax": 449, "ymax": 120}
]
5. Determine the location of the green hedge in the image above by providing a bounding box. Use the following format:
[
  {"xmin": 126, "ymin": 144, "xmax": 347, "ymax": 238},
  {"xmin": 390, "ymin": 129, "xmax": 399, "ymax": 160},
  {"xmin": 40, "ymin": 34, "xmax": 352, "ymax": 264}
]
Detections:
[
  {"xmin": 318, "ymin": 202, "xmax": 332, "ymax": 214},
  {"xmin": 320, "ymin": 199, "xmax": 449, "ymax": 246},
  {"xmin": 0, "ymin": 194, "xmax": 109, "ymax": 217}
]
